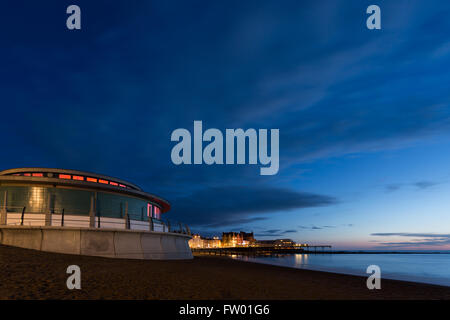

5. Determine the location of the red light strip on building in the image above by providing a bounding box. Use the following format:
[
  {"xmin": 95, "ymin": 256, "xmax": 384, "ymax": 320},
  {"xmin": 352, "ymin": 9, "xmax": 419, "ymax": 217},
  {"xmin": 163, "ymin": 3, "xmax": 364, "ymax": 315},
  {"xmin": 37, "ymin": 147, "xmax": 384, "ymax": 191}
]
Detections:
[{"xmin": 17, "ymin": 171, "xmax": 133, "ymax": 189}]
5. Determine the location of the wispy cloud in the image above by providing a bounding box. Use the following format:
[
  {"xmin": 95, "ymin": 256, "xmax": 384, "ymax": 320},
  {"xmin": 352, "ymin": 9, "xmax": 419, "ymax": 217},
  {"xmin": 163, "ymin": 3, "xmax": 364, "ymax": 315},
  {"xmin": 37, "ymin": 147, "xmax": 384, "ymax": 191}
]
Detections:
[
  {"xmin": 205, "ymin": 217, "xmax": 268, "ymax": 228},
  {"xmin": 371, "ymin": 233, "xmax": 450, "ymax": 238},
  {"xmin": 255, "ymin": 229, "xmax": 298, "ymax": 237},
  {"xmin": 370, "ymin": 233, "xmax": 450, "ymax": 248},
  {"xmin": 298, "ymin": 225, "xmax": 323, "ymax": 230},
  {"xmin": 385, "ymin": 180, "xmax": 441, "ymax": 192},
  {"xmin": 385, "ymin": 183, "xmax": 403, "ymax": 192},
  {"xmin": 169, "ymin": 186, "xmax": 336, "ymax": 227},
  {"xmin": 413, "ymin": 181, "xmax": 439, "ymax": 189},
  {"xmin": 298, "ymin": 224, "xmax": 353, "ymax": 231}
]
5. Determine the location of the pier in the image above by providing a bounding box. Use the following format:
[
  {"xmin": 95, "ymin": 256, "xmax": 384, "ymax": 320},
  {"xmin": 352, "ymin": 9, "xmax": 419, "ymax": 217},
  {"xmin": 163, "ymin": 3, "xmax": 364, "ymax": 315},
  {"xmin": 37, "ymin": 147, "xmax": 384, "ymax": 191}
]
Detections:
[{"xmin": 192, "ymin": 245, "xmax": 332, "ymax": 256}]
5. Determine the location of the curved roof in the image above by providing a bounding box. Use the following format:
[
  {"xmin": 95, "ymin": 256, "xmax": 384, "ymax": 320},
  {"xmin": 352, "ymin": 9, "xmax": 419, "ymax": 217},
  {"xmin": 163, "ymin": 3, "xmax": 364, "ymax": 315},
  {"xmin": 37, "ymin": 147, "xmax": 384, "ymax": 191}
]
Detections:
[{"xmin": 0, "ymin": 168, "xmax": 170, "ymax": 213}]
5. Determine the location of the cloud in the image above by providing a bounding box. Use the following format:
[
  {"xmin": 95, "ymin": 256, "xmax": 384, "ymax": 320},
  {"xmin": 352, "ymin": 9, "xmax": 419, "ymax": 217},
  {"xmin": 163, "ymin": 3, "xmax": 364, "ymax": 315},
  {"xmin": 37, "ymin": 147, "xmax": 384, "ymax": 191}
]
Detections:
[
  {"xmin": 385, "ymin": 180, "xmax": 440, "ymax": 192},
  {"xmin": 168, "ymin": 186, "xmax": 336, "ymax": 227},
  {"xmin": 370, "ymin": 233, "xmax": 450, "ymax": 248},
  {"xmin": 371, "ymin": 233, "xmax": 450, "ymax": 238},
  {"xmin": 299, "ymin": 225, "xmax": 322, "ymax": 230},
  {"xmin": 262, "ymin": 229, "xmax": 282, "ymax": 234},
  {"xmin": 255, "ymin": 229, "xmax": 298, "ymax": 237},
  {"xmin": 298, "ymin": 224, "xmax": 353, "ymax": 230},
  {"xmin": 413, "ymin": 181, "xmax": 439, "ymax": 189},
  {"xmin": 385, "ymin": 184, "xmax": 403, "ymax": 192},
  {"xmin": 205, "ymin": 217, "xmax": 268, "ymax": 228},
  {"xmin": 3, "ymin": 1, "xmax": 450, "ymax": 179}
]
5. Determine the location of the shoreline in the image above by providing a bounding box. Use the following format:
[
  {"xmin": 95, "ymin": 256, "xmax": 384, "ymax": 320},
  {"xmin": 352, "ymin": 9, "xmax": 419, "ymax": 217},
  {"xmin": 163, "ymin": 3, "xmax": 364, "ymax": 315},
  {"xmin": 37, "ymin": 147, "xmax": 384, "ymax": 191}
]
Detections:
[
  {"xmin": 1, "ymin": 244, "xmax": 450, "ymax": 300},
  {"xmin": 216, "ymin": 253, "xmax": 450, "ymax": 288},
  {"xmin": 193, "ymin": 248, "xmax": 450, "ymax": 254},
  {"xmin": 229, "ymin": 255, "xmax": 450, "ymax": 289}
]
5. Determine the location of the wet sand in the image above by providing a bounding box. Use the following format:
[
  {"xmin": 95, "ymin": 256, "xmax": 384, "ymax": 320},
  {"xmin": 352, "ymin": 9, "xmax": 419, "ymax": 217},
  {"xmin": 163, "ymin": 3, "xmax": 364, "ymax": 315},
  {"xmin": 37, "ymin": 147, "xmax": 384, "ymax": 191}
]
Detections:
[{"xmin": 0, "ymin": 244, "xmax": 449, "ymax": 300}]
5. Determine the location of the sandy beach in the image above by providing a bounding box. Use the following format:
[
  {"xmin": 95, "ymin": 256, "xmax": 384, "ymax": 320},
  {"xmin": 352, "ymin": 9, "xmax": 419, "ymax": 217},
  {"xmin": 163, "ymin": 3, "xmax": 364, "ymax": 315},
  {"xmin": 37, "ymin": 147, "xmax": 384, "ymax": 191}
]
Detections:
[{"xmin": 0, "ymin": 244, "xmax": 449, "ymax": 300}]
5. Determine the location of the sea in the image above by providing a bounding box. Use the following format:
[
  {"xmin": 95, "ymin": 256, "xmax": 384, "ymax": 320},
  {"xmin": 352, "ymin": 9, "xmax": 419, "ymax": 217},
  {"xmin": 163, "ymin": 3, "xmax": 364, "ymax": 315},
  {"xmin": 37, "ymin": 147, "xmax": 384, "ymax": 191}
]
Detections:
[{"xmin": 230, "ymin": 251, "xmax": 450, "ymax": 287}]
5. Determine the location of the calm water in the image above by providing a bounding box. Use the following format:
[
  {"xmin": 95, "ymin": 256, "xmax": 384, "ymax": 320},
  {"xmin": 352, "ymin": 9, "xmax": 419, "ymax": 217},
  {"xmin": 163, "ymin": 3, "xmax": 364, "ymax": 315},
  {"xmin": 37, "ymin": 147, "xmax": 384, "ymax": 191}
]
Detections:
[{"xmin": 231, "ymin": 253, "xmax": 450, "ymax": 286}]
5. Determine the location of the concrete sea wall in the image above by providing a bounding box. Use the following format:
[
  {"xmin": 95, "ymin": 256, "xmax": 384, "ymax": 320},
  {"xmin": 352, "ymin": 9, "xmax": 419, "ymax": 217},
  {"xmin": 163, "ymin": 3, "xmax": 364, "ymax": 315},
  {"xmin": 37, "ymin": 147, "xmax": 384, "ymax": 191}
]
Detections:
[{"xmin": 0, "ymin": 226, "xmax": 192, "ymax": 260}]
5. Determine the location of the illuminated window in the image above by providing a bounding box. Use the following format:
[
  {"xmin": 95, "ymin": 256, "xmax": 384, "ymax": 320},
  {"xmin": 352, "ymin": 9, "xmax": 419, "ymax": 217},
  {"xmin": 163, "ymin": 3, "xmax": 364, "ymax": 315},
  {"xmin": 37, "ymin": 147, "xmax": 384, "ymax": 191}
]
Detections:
[
  {"xmin": 98, "ymin": 179, "xmax": 109, "ymax": 184},
  {"xmin": 110, "ymin": 181, "xmax": 118, "ymax": 186},
  {"xmin": 147, "ymin": 203, "xmax": 153, "ymax": 217},
  {"xmin": 154, "ymin": 206, "xmax": 161, "ymax": 219},
  {"xmin": 119, "ymin": 184, "xmax": 126, "ymax": 188},
  {"xmin": 86, "ymin": 177, "xmax": 97, "ymax": 183},
  {"xmin": 32, "ymin": 173, "xmax": 43, "ymax": 177},
  {"xmin": 24, "ymin": 173, "xmax": 31, "ymax": 176},
  {"xmin": 72, "ymin": 175, "xmax": 84, "ymax": 181},
  {"xmin": 59, "ymin": 174, "xmax": 71, "ymax": 179}
]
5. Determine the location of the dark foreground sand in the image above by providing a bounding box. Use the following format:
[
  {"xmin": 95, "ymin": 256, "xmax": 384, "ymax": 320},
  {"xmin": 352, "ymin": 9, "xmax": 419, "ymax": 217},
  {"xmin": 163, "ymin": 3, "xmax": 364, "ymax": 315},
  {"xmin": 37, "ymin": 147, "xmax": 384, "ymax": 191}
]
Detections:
[{"xmin": 0, "ymin": 245, "xmax": 449, "ymax": 300}]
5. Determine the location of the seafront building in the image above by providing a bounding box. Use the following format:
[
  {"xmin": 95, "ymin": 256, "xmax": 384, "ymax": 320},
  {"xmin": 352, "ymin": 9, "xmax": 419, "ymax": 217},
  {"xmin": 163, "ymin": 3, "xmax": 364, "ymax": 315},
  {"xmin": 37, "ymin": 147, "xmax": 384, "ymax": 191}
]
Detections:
[
  {"xmin": 256, "ymin": 239, "xmax": 298, "ymax": 247},
  {"xmin": 189, "ymin": 232, "xmax": 306, "ymax": 249},
  {"xmin": 222, "ymin": 231, "xmax": 256, "ymax": 247},
  {"xmin": 0, "ymin": 168, "xmax": 192, "ymax": 260},
  {"xmin": 190, "ymin": 234, "xmax": 221, "ymax": 248}
]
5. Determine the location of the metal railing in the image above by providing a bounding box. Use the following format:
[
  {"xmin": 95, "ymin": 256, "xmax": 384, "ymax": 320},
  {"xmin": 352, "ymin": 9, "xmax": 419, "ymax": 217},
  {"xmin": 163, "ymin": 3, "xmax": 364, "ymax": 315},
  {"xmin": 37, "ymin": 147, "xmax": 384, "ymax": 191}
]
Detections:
[{"xmin": 0, "ymin": 206, "xmax": 191, "ymax": 235}]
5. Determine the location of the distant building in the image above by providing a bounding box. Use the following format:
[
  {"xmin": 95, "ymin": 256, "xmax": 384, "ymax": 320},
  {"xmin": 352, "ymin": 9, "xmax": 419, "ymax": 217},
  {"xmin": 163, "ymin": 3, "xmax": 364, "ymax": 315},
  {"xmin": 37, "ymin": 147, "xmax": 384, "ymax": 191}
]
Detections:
[
  {"xmin": 241, "ymin": 231, "xmax": 256, "ymax": 246},
  {"xmin": 222, "ymin": 232, "xmax": 241, "ymax": 247},
  {"xmin": 189, "ymin": 234, "xmax": 203, "ymax": 249},
  {"xmin": 256, "ymin": 239, "xmax": 296, "ymax": 248},
  {"xmin": 189, "ymin": 234, "xmax": 221, "ymax": 248},
  {"xmin": 275, "ymin": 239, "xmax": 296, "ymax": 247},
  {"xmin": 222, "ymin": 231, "xmax": 255, "ymax": 247},
  {"xmin": 203, "ymin": 236, "xmax": 221, "ymax": 248},
  {"xmin": 190, "ymin": 231, "xmax": 302, "ymax": 249}
]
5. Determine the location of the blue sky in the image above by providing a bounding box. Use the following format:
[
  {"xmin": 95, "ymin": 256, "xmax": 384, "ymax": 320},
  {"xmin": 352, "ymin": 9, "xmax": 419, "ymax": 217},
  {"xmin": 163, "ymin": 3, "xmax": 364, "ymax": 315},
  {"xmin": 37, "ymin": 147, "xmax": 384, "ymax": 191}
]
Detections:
[{"xmin": 1, "ymin": 1, "xmax": 450, "ymax": 249}]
